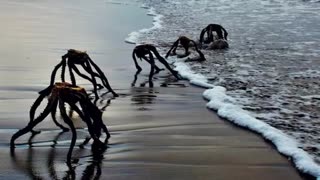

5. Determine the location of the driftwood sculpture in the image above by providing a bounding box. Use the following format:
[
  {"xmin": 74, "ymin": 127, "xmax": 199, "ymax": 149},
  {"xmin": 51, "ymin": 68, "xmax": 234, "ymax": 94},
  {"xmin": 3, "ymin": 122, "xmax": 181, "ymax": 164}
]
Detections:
[
  {"xmin": 132, "ymin": 44, "xmax": 181, "ymax": 82},
  {"xmin": 165, "ymin": 36, "xmax": 206, "ymax": 61},
  {"xmin": 10, "ymin": 82, "xmax": 110, "ymax": 164},
  {"xmin": 50, "ymin": 49, "xmax": 118, "ymax": 99},
  {"xmin": 199, "ymin": 24, "xmax": 228, "ymax": 44}
]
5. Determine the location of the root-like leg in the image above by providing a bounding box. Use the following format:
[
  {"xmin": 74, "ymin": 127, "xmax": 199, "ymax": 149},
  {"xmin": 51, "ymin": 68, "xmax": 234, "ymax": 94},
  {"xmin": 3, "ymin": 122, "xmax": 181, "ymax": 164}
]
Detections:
[
  {"xmin": 29, "ymin": 90, "xmax": 48, "ymax": 134},
  {"xmin": 132, "ymin": 51, "xmax": 142, "ymax": 72},
  {"xmin": 80, "ymin": 64, "xmax": 104, "ymax": 90},
  {"xmin": 68, "ymin": 61, "xmax": 76, "ymax": 86},
  {"xmin": 72, "ymin": 64, "xmax": 103, "ymax": 89},
  {"xmin": 151, "ymin": 46, "xmax": 182, "ymax": 80},
  {"xmin": 58, "ymin": 99, "xmax": 77, "ymax": 165},
  {"xmin": 84, "ymin": 100, "xmax": 110, "ymax": 140},
  {"xmin": 87, "ymin": 58, "xmax": 118, "ymax": 97},
  {"xmin": 131, "ymin": 70, "xmax": 140, "ymax": 87},
  {"xmin": 142, "ymin": 56, "xmax": 164, "ymax": 73},
  {"xmin": 51, "ymin": 100, "xmax": 69, "ymax": 132},
  {"xmin": 50, "ymin": 59, "xmax": 65, "ymax": 86},
  {"xmin": 158, "ymin": 56, "xmax": 181, "ymax": 80},
  {"xmin": 84, "ymin": 61, "xmax": 99, "ymax": 99},
  {"xmin": 148, "ymin": 52, "xmax": 155, "ymax": 85},
  {"xmin": 68, "ymin": 103, "xmax": 102, "ymax": 143},
  {"xmin": 61, "ymin": 61, "xmax": 66, "ymax": 82},
  {"xmin": 165, "ymin": 40, "xmax": 179, "ymax": 58},
  {"xmin": 11, "ymin": 100, "xmax": 55, "ymax": 148}
]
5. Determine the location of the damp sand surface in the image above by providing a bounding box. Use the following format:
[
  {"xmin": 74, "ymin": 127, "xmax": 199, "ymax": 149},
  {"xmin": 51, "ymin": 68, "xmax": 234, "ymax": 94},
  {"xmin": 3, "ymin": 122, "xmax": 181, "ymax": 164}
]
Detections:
[{"xmin": 0, "ymin": 0, "xmax": 309, "ymax": 179}]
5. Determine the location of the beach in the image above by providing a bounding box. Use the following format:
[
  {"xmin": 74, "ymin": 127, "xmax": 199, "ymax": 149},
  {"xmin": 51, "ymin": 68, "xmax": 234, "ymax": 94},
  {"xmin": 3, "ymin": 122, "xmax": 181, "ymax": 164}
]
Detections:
[{"xmin": 0, "ymin": 0, "xmax": 313, "ymax": 179}]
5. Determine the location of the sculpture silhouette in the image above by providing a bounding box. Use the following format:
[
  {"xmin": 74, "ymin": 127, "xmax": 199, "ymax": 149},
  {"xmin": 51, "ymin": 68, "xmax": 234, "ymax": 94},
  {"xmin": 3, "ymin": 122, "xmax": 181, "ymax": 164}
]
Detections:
[
  {"xmin": 10, "ymin": 82, "xmax": 110, "ymax": 164},
  {"xmin": 199, "ymin": 24, "xmax": 228, "ymax": 44},
  {"xmin": 132, "ymin": 44, "xmax": 181, "ymax": 82},
  {"xmin": 165, "ymin": 36, "xmax": 206, "ymax": 61},
  {"xmin": 50, "ymin": 49, "xmax": 118, "ymax": 99}
]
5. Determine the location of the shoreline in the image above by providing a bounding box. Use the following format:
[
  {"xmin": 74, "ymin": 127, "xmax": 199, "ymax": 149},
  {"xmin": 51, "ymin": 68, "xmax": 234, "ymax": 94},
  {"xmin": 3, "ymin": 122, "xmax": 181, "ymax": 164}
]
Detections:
[
  {"xmin": 172, "ymin": 59, "xmax": 320, "ymax": 179},
  {"xmin": 134, "ymin": 2, "xmax": 320, "ymax": 178},
  {"xmin": 0, "ymin": 0, "xmax": 314, "ymax": 179}
]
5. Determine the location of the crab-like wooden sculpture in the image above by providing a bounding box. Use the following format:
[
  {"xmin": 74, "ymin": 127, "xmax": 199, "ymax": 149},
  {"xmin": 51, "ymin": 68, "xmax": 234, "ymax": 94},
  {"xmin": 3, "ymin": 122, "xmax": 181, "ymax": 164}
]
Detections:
[
  {"xmin": 165, "ymin": 36, "xmax": 206, "ymax": 61},
  {"xmin": 50, "ymin": 49, "xmax": 118, "ymax": 99},
  {"xmin": 199, "ymin": 24, "xmax": 228, "ymax": 44},
  {"xmin": 132, "ymin": 44, "xmax": 181, "ymax": 82},
  {"xmin": 10, "ymin": 82, "xmax": 110, "ymax": 163}
]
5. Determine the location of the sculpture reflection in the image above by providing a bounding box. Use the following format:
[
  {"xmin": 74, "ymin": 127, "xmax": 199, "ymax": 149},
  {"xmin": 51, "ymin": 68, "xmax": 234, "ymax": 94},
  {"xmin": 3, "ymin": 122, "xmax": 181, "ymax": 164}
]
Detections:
[
  {"xmin": 131, "ymin": 70, "xmax": 154, "ymax": 88},
  {"xmin": 10, "ymin": 131, "xmax": 107, "ymax": 180}
]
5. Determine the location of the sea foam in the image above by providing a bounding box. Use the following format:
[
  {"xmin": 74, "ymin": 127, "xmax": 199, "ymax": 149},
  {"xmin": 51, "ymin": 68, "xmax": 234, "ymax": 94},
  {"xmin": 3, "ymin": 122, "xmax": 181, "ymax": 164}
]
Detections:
[
  {"xmin": 172, "ymin": 59, "xmax": 320, "ymax": 178},
  {"xmin": 125, "ymin": 5, "xmax": 163, "ymax": 44}
]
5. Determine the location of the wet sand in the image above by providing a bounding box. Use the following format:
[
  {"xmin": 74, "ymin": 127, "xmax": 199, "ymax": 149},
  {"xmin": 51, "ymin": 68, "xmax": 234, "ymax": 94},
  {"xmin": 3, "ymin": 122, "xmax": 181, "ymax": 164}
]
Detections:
[
  {"xmin": 0, "ymin": 0, "xmax": 309, "ymax": 179},
  {"xmin": 1, "ymin": 84, "xmax": 307, "ymax": 179}
]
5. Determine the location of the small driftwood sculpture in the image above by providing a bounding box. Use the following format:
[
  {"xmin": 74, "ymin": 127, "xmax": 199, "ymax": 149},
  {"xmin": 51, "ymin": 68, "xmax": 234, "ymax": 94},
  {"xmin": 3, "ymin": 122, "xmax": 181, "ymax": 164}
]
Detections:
[
  {"xmin": 10, "ymin": 82, "xmax": 110, "ymax": 164},
  {"xmin": 50, "ymin": 49, "xmax": 118, "ymax": 99},
  {"xmin": 165, "ymin": 36, "xmax": 206, "ymax": 61},
  {"xmin": 200, "ymin": 24, "xmax": 228, "ymax": 43}
]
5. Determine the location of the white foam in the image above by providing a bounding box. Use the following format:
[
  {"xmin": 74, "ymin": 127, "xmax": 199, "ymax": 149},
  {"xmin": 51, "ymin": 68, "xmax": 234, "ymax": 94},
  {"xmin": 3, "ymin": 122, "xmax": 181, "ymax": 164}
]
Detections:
[
  {"xmin": 125, "ymin": 6, "xmax": 164, "ymax": 44},
  {"xmin": 172, "ymin": 59, "xmax": 320, "ymax": 178},
  {"xmin": 174, "ymin": 61, "xmax": 214, "ymax": 88}
]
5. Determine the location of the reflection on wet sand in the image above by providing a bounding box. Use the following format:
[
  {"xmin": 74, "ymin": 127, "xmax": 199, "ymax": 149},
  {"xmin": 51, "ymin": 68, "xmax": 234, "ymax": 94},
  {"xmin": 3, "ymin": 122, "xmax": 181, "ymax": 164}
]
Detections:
[
  {"xmin": 11, "ymin": 131, "xmax": 107, "ymax": 180},
  {"xmin": 131, "ymin": 88, "xmax": 158, "ymax": 106},
  {"xmin": 131, "ymin": 70, "xmax": 155, "ymax": 88}
]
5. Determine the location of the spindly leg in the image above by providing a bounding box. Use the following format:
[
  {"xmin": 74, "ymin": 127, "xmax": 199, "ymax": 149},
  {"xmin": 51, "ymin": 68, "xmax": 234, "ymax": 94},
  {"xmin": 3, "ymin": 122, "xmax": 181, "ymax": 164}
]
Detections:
[
  {"xmin": 67, "ymin": 105, "xmax": 92, "ymax": 148},
  {"xmin": 29, "ymin": 91, "xmax": 49, "ymax": 134},
  {"xmin": 132, "ymin": 51, "xmax": 142, "ymax": 72},
  {"xmin": 68, "ymin": 103, "xmax": 101, "ymax": 143},
  {"xmin": 131, "ymin": 70, "xmax": 140, "ymax": 87},
  {"xmin": 84, "ymin": 61, "xmax": 99, "ymax": 99},
  {"xmin": 191, "ymin": 40, "xmax": 206, "ymax": 61},
  {"xmin": 148, "ymin": 52, "xmax": 156, "ymax": 84},
  {"xmin": 61, "ymin": 61, "xmax": 66, "ymax": 82},
  {"xmin": 99, "ymin": 120, "xmax": 110, "ymax": 141},
  {"xmin": 71, "ymin": 64, "xmax": 103, "ymax": 89},
  {"xmin": 152, "ymin": 49, "xmax": 181, "ymax": 80},
  {"xmin": 172, "ymin": 46, "xmax": 178, "ymax": 55},
  {"xmin": 11, "ymin": 99, "xmax": 55, "ymax": 147},
  {"xmin": 165, "ymin": 40, "xmax": 179, "ymax": 58},
  {"xmin": 68, "ymin": 61, "xmax": 76, "ymax": 86},
  {"xmin": 86, "ymin": 101, "xmax": 111, "ymax": 140},
  {"xmin": 87, "ymin": 58, "xmax": 118, "ymax": 97},
  {"xmin": 81, "ymin": 63, "xmax": 101, "ymax": 78},
  {"xmin": 50, "ymin": 60, "xmax": 65, "ymax": 86},
  {"xmin": 216, "ymin": 29, "xmax": 223, "ymax": 39},
  {"xmin": 79, "ymin": 64, "xmax": 104, "ymax": 90},
  {"xmin": 206, "ymin": 30, "xmax": 212, "ymax": 42},
  {"xmin": 51, "ymin": 100, "xmax": 69, "ymax": 132},
  {"xmin": 141, "ymin": 56, "xmax": 164, "ymax": 73},
  {"xmin": 58, "ymin": 99, "xmax": 77, "ymax": 164}
]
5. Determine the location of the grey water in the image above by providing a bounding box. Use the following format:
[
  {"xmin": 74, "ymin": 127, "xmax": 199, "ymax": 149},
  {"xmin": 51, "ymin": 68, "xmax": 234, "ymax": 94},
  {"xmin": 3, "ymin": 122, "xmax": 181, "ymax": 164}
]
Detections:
[{"xmin": 126, "ymin": 0, "xmax": 320, "ymax": 163}]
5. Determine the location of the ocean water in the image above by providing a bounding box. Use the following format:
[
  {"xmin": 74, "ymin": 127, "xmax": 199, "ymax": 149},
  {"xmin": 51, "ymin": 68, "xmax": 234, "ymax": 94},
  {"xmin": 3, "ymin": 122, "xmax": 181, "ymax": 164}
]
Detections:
[{"xmin": 122, "ymin": 0, "xmax": 320, "ymax": 177}]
